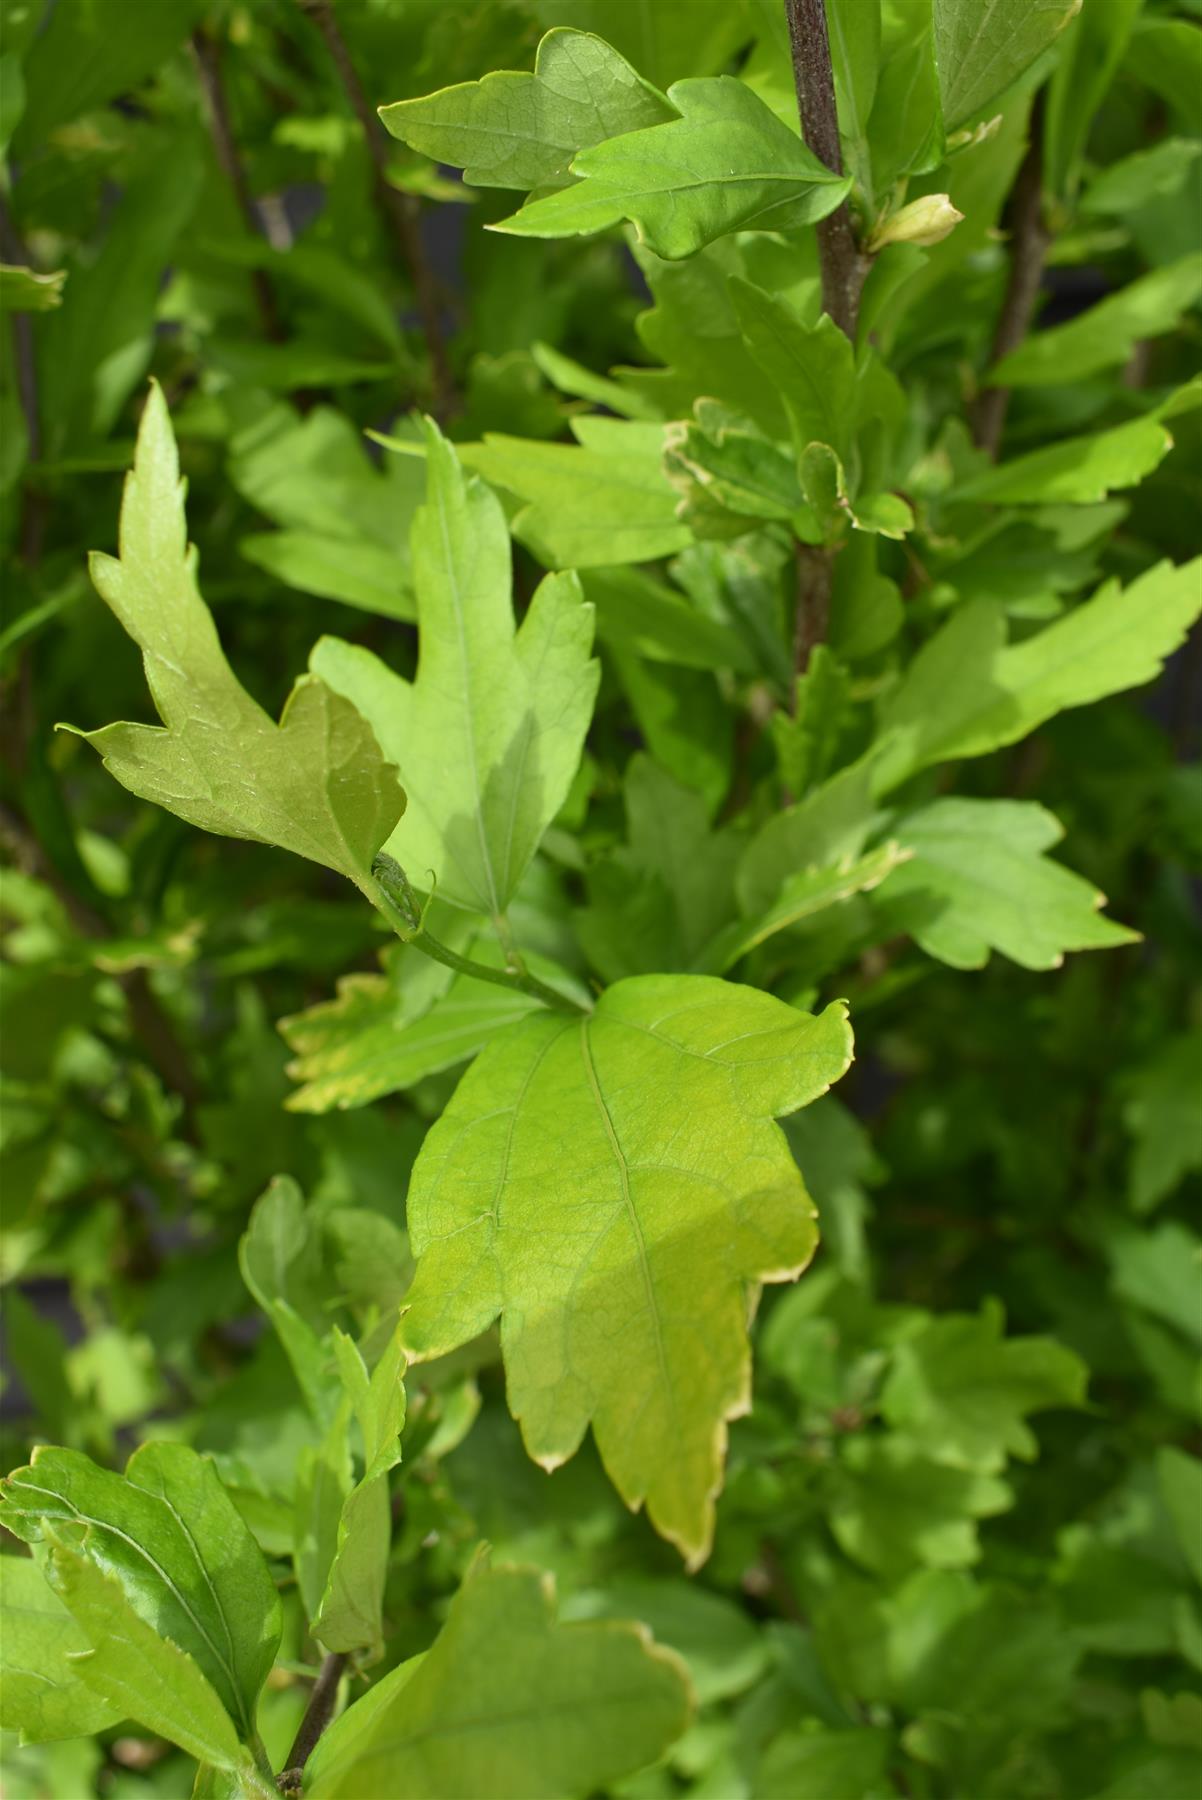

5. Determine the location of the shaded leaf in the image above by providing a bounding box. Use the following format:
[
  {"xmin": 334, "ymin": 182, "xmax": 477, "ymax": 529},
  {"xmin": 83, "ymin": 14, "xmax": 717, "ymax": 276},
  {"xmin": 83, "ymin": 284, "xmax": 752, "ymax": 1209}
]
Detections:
[{"xmin": 379, "ymin": 29, "xmax": 673, "ymax": 188}]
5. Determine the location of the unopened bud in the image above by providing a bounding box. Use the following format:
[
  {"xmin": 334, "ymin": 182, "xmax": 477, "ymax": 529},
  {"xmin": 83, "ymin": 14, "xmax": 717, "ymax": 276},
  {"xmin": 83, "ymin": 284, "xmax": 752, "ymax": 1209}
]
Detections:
[{"xmin": 868, "ymin": 194, "xmax": 964, "ymax": 252}]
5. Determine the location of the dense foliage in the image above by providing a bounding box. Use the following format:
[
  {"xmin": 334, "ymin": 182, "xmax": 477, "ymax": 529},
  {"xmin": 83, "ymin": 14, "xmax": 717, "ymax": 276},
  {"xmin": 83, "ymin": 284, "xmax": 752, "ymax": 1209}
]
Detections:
[{"xmin": 1, "ymin": 2, "xmax": 1200, "ymax": 1796}]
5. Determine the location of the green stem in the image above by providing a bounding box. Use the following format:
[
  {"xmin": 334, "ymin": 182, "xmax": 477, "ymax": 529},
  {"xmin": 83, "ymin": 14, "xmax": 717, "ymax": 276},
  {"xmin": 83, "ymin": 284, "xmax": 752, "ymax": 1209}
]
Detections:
[{"xmin": 371, "ymin": 854, "xmax": 590, "ymax": 1015}]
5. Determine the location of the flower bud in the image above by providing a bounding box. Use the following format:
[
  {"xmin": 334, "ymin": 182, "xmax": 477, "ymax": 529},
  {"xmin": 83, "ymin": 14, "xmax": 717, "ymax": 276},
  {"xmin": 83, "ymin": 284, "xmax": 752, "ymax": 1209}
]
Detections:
[{"xmin": 868, "ymin": 194, "xmax": 965, "ymax": 252}]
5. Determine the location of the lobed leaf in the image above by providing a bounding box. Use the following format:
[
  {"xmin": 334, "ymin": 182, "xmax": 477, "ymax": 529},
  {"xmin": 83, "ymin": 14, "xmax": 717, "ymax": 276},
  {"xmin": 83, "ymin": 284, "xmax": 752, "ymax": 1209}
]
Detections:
[{"xmin": 400, "ymin": 975, "xmax": 852, "ymax": 1563}]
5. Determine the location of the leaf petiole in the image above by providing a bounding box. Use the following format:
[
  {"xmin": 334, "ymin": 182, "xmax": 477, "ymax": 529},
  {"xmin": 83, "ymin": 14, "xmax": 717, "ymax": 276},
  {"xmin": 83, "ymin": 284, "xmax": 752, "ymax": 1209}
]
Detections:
[{"xmin": 371, "ymin": 854, "xmax": 590, "ymax": 1015}]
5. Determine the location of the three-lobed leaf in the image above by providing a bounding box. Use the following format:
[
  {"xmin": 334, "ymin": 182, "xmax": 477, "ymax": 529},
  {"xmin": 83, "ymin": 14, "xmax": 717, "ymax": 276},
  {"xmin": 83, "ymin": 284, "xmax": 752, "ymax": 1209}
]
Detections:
[
  {"xmin": 882, "ymin": 1298, "xmax": 1088, "ymax": 1471},
  {"xmin": 400, "ymin": 975, "xmax": 852, "ymax": 1562}
]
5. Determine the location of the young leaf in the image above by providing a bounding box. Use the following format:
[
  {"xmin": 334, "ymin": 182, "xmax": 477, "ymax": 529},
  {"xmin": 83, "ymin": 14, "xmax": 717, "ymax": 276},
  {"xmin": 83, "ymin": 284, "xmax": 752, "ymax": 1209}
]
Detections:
[
  {"xmin": 64, "ymin": 384, "xmax": 405, "ymax": 902},
  {"xmin": 312, "ymin": 422, "xmax": 598, "ymax": 916},
  {"xmin": 400, "ymin": 977, "xmax": 853, "ymax": 1563},
  {"xmin": 872, "ymin": 559, "xmax": 1202, "ymax": 794},
  {"xmin": 453, "ymin": 420, "xmax": 689, "ymax": 568},
  {"xmin": 0, "ymin": 1555, "xmax": 123, "ymax": 1743},
  {"xmin": 379, "ymin": 29, "xmax": 673, "ymax": 189},
  {"xmin": 308, "ymin": 1325, "xmax": 406, "ymax": 1657},
  {"xmin": 991, "ymin": 256, "xmax": 1202, "ymax": 387},
  {"xmin": 305, "ymin": 1555, "xmax": 691, "ymax": 1799},
  {"xmin": 495, "ymin": 76, "xmax": 851, "ymax": 259},
  {"xmin": 699, "ymin": 842, "xmax": 909, "ymax": 976},
  {"xmin": 240, "ymin": 1176, "xmax": 339, "ymax": 1423},
  {"xmin": 877, "ymin": 797, "xmax": 1138, "ymax": 969},
  {"xmin": 881, "ymin": 1299, "xmax": 1088, "ymax": 1471},
  {"xmin": 932, "ymin": 0, "xmax": 1081, "ymax": 130},
  {"xmin": 0, "ymin": 1442, "xmax": 282, "ymax": 1744}
]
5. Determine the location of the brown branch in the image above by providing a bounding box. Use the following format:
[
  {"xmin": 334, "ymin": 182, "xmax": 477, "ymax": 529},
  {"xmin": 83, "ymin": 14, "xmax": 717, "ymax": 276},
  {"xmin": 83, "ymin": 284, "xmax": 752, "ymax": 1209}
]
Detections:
[
  {"xmin": 279, "ymin": 1652, "xmax": 348, "ymax": 1793},
  {"xmin": 783, "ymin": 0, "xmax": 866, "ymax": 338},
  {"xmin": 191, "ymin": 29, "xmax": 284, "ymax": 342},
  {"xmin": 298, "ymin": 0, "xmax": 454, "ymax": 418},
  {"xmin": 971, "ymin": 95, "xmax": 1050, "ymax": 455},
  {"xmin": 792, "ymin": 543, "xmax": 834, "ymax": 683}
]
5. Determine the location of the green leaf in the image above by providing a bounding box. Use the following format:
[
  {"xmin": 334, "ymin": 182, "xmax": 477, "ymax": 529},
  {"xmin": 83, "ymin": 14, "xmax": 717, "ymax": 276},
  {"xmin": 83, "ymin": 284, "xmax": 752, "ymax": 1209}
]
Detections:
[
  {"xmin": 579, "ymin": 566, "xmax": 756, "ymax": 672},
  {"xmin": 758, "ymin": 1725, "xmax": 893, "ymax": 1800},
  {"xmin": 868, "ymin": 0, "xmax": 944, "ymax": 190},
  {"xmin": 773, "ymin": 645, "xmax": 852, "ymax": 796},
  {"xmin": 0, "ymin": 1443, "xmax": 281, "ymax": 1744},
  {"xmin": 737, "ymin": 754, "xmax": 878, "ymax": 917},
  {"xmin": 872, "ymin": 559, "xmax": 1202, "ymax": 794},
  {"xmin": 664, "ymin": 401, "xmax": 803, "ymax": 538},
  {"xmin": 882, "ymin": 1299, "xmax": 1088, "ymax": 1472},
  {"xmin": 65, "ymin": 385, "xmax": 405, "ymax": 902},
  {"xmin": 305, "ymin": 1554, "xmax": 691, "ymax": 1798},
  {"xmin": 932, "ymin": 0, "xmax": 1080, "ymax": 130},
  {"xmin": 577, "ymin": 755, "xmax": 740, "ymax": 980},
  {"xmin": 827, "ymin": 0, "xmax": 881, "ymax": 192},
  {"xmin": 697, "ymin": 842, "xmax": 908, "ymax": 976},
  {"xmin": 1044, "ymin": 0, "xmax": 1142, "ymax": 197},
  {"xmin": 0, "ymin": 1555, "xmax": 123, "ymax": 1743},
  {"xmin": 1110, "ymin": 1221, "xmax": 1202, "ymax": 1348},
  {"xmin": 400, "ymin": 978, "xmax": 852, "ymax": 1563},
  {"xmin": 39, "ymin": 132, "xmax": 202, "ymax": 453},
  {"xmin": 239, "ymin": 1176, "xmax": 338, "ymax": 1423},
  {"xmin": 528, "ymin": 0, "xmax": 749, "ymax": 89},
  {"xmin": 831, "ymin": 1438, "xmax": 1011, "ymax": 1579},
  {"xmin": 379, "ymin": 29, "xmax": 673, "ymax": 189},
  {"xmin": 1126, "ymin": 17, "xmax": 1202, "ymax": 133},
  {"xmin": 495, "ymin": 77, "xmax": 851, "ymax": 259},
  {"xmin": 957, "ymin": 412, "xmax": 1176, "ymax": 507},
  {"xmin": 313, "ymin": 423, "xmax": 598, "ymax": 915},
  {"xmin": 280, "ymin": 945, "xmax": 540, "ymax": 1113},
  {"xmin": 876, "ymin": 797, "xmax": 1139, "ymax": 969},
  {"xmin": 992, "ymin": 256, "xmax": 1202, "ymax": 387},
  {"xmin": 728, "ymin": 280, "xmax": 858, "ymax": 467},
  {"xmin": 1158, "ymin": 1449, "xmax": 1202, "ymax": 1588},
  {"xmin": 1082, "ymin": 138, "xmax": 1202, "ymax": 218},
  {"xmin": 309, "ymin": 1324, "xmax": 406, "ymax": 1656},
  {"xmin": 16, "ymin": 0, "xmax": 204, "ymax": 144},
  {"xmin": 560, "ymin": 1576, "xmax": 768, "ymax": 1704},
  {"xmin": 461, "ymin": 421, "xmax": 690, "ymax": 567},
  {"xmin": 0, "ymin": 264, "xmax": 65, "ymax": 312},
  {"xmin": 40, "ymin": 1531, "xmax": 257, "ymax": 1779},
  {"xmin": 1124, "ymin": 1028, "xmax": 1202, "ymax": 1213}
]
